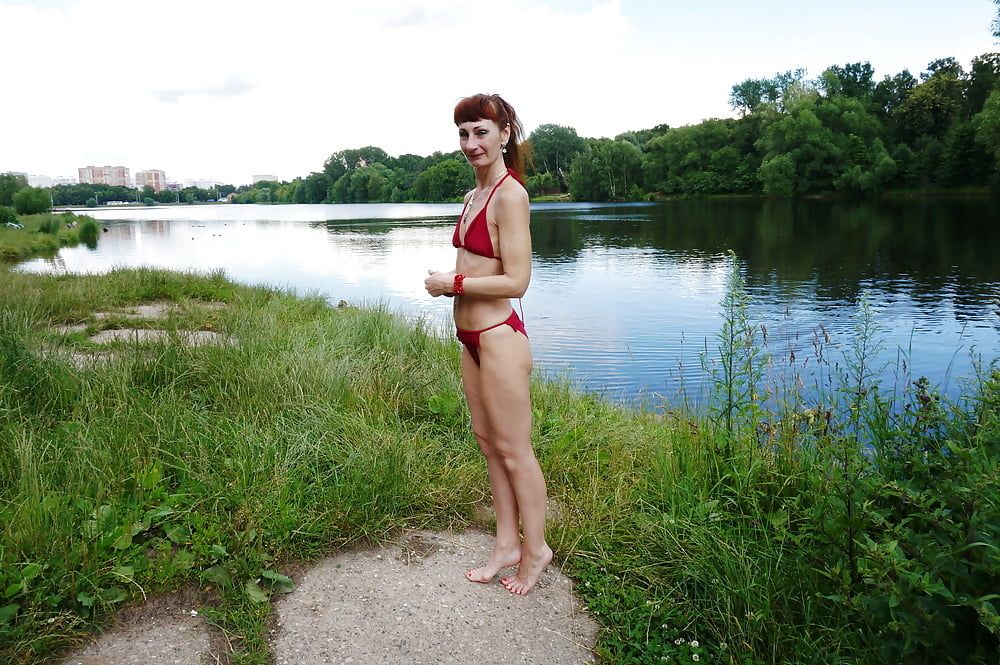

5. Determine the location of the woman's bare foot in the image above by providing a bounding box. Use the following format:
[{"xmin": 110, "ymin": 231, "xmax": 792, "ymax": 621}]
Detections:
[
  {"xmin": 501, "ymin": 545, "xmax": 553, "ymax": 596},
  {"xmin": 465, "ymin": 546, "xmax": 521, "ymax": 584}
]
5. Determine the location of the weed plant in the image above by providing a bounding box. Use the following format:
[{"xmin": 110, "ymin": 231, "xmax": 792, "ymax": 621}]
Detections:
[{"xmin": 0, "ymin": 263, "xmax": 996, "ymax": 664}]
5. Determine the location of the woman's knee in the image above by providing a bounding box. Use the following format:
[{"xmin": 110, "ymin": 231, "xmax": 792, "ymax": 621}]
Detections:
[{"xmin": 473, "ymin": 428, "xmax": 496, "ymax": 455}]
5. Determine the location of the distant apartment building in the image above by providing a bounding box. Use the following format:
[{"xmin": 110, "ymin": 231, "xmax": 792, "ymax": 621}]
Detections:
[
  {"xmin": 21, "ymin": 174, "xmax": 77, "ymax": 187},
  {"xmin": 27, "ymin": 174, "xmax": 53, "ymax": 187},
  {"xmin": 135, "ymin": 170, "xmax": 167, "ymax": 192},
  {"xmin": 184, "ymin": 179, "xmax": 222, "ymax": 190},
  {"xmin": 252, "ymin": 174, "xmax": 278, "ymax": 184},
  {"xmin": 78, "ymin": 165, "xmax": 131, "ymax": 188}
]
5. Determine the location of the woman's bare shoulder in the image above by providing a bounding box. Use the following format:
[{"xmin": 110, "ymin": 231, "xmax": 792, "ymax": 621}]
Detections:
[{"xmin": 494, "ymin": 177, "xmax": 529, "ymax": 210}]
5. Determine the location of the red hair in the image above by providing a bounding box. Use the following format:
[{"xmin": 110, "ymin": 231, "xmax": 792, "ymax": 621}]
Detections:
[{"xmin": 454, "ymin": 93, "xmax": 525, "ymax": 178}]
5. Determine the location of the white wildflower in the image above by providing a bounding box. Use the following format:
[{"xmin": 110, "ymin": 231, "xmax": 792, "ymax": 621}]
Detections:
[{"xmin": 690, "ymin": 640, "xmax": 699, "ymax": 648}]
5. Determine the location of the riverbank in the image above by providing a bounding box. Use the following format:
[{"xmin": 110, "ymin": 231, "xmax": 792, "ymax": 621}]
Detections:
[
  {"xmin": 644, "ymin": 186, "xmax": 998, "ymax": 203},
  {"xmin": 1, "ymin": 266, "xmax": 997, "ymax": 664},
  {"xmin": 0, "ymin": 212, "xmax": 98, "ymax": 261}
]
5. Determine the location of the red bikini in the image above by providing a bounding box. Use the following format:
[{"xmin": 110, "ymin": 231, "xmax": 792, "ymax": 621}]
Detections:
[
  {"xmin": 452, "ymin": 169, "xmax": 511, "ymax": 259},
  {"xmin": 452, "ymin": 168, "xmax": 528, "ymax": 365}
]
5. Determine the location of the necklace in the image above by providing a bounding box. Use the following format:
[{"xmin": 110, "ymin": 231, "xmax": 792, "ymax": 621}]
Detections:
[{"xmin": 462, "ymin": 168, "xmax": 507, "ymax": 226}]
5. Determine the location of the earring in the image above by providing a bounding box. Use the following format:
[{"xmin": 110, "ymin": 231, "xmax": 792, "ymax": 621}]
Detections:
[{"xmin": 502, "ymin": 144, "xmax": 508, "ymax": 154}]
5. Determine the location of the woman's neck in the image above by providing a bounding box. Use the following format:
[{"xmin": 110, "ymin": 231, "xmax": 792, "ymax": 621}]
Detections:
[{"xmin": 474, "ymin": 162, "xmax": 508, "ymax": 190}]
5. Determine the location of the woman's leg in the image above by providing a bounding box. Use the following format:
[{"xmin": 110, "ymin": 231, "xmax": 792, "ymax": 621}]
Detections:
[
  {"xmin": 461, "ymin": 345, "xmax": 522, "ymax": 582},
  {"xmin": 477, "ymin": 326, "xmax": 552, "ymax": 595}
]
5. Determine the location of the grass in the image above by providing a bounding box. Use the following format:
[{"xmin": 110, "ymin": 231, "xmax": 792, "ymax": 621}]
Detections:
[
  {"xmin": 0, "ymin": 263, "xmax": 997, "ymax": 664},
  {"xmin": 0, "ymin": 213, "xmax": 99, "ymax": 261}
]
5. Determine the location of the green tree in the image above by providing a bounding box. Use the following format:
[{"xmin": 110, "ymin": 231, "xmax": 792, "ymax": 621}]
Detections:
[
  {"xmin": 528, "ymin": 124, "xmax": 586, "ymax": 190},
  {"xmin": 0, "ymin": 173, "xmax": 27, "ymax": 207},
  {"xmin": 756, "ymin": 97, "xmax": 841, "ymax": 193},
  {"xmin": 965, "ymin": 53, "xmax": 1000, "ymax": 116},
  {"xmin": 525, "ymin": 172, "xmax": 558, "ymax": 197},
  {"xmin": 820, "ymin": 62, "xmax": 876, "ymax": 100},
  {"xmin": 975, "ymin": 89, "xmax": 1000, "ymax": 163},
  {"xmin": 730, "ymin": 68, "xmax": 808, "ymax": 115},
  {"xmin": 411, "ymin": 159, "xmax": 473, "ymax": 201},
  {"xmin": 938, "ymin": 120, "xmax": 993, "ymax": 185},
  {"xmin": 13, "ymin": 187, "xmax": 52, "ymax": 214},
  {"xmin": 873, "ymin": 69, "xmax": 917, "ymax": 120},
  {"xmin": 894, "ymin": 72, "xmax": 964, "ymax": 143},
  {"xmin": 615, "ymin": 123, "xmax": 670, "ymax": 149},
  {"xmin": 347, "ymin": 163, "xmax": 396, "ymax": 203},
  {"xmin": 566, "ymin": 139, "xmax": 643, "ymax": 201},
  {"xmin": 292, "ymin": 172, "xmax": 329, "ymax": 203},
  {"xmin": 643, "ymin": 120, "xmax": 737, "ymax": 194}
]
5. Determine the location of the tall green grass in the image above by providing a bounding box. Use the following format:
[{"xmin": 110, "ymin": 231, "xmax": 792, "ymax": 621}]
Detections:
[
  {"xmin": 0, "ymin": 213, "xmax": 99, "ymax": 261},
  {"xmin": 0, "ymin": 264, "xmax": 996, "ymax": 664}
]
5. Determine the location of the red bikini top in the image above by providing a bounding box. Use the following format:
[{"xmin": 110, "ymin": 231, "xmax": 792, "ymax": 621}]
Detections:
[{"xmin": 452, "ymin": 169, "xmax": 512, "ymax": 259}]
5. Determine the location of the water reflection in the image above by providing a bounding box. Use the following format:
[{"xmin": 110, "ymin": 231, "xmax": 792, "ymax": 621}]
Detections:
[{"xmin": 18, "ymin": 199, "xmax": 1000, "ymax": 403}]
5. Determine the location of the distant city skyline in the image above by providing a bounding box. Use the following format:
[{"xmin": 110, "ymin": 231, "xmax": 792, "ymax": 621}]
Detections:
[{"xmin": 1, "ymin": 0, "xmax": 996, "ymax": 185}]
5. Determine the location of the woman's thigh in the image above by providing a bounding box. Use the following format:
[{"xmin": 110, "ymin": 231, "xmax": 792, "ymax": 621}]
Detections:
[
  {"xmin": 477, "ymin": 326, "xmax": 533, "ymax": 450},
  {"xmin": 461, "ymin": 346, "xmax": 494, "ymax": 451}
]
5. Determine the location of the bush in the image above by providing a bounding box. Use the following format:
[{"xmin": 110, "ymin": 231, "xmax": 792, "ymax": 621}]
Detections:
[
  {"xmin": 0, "ymin": 206, "xmax": 16, "ymax": 226},
  {"xmin": 13, "ymin": 187, "xmax": 51, "ymax": 215},
  {"xmin": 85, "ymin": 198, "xmax": 98, "ymax": 208},
  {"xmin": 36, "ymin": 216, "xmax": 60, "ymax": 234},
  {"xmin": 79, "ymin": 219, "xmax": 99, "ymax": 246},
  {"xmin": 143, "ymin": 197, "xmax": 156, "ymax": 206},
  {"xmin": 526, "ymin": 172, "xmax": 559, "ymax": 197}
]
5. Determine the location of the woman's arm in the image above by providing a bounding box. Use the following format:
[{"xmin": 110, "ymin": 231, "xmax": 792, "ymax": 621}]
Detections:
[{"xmin": 425, "ymin": 185, "xmax": 531, "ymax": 298}]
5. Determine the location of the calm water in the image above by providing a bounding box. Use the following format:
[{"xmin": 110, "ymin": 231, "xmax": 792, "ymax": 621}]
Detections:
[{"xmin": 16, "ymin": 199, "xmax": 1000, "ymax": 404}]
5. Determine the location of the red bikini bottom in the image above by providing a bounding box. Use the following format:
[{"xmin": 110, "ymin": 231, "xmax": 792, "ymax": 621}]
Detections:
[{"xmin": 455, "ymin": 309, "xmax": 528, "ymax": 366}]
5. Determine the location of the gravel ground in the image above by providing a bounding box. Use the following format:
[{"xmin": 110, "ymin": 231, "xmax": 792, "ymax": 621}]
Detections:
[{"xmin": 57, "ymin": 529, "xmax": 599, "ymax": 665}]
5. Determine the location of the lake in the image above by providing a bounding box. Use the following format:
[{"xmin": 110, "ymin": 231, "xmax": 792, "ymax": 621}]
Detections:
[{"xmin": 16, "ymin": 198, "xmax": 1000, "ymax": 406}]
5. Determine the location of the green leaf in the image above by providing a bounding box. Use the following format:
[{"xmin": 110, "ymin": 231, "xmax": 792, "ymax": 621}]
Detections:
[
  {"xmin": 20, "ymin": 563, "xmax": 43, "ymax": 581},
  {"xmin": 113, "ymin": 566, "xmax": 135, "ymax": 582},
  {"xmin": 261, "ymin": 570, "xmax": 295, "ymax": 594},
  {"xmin": 4, "ymin": 583, "xmax": 23, "ymax": 599},
  {"xmin": 201, "ymin": 565, "xmax": 232, "ymax": 588},
  {"xmin": 165, "ymin": 524, "xmax": 190, "ymax": 544},
  {"xmin": 244, "ymin": 580, "xmax": 270, "ymax": 603},
  {"xmin": 141, "ymin": 465, "xmax": 163, "ymax": 490},
  {"xmin": 111, "ymin": 530, "xmax": 133, "ymax": 550},
  {"xmin": 209, "ymin": 544, "xmax": 229, "ymax": 559},
  {"xmin": 145, "ymin": 506, "xmax": 175, "ymax": 523},
  {"xmin": 129, "ymin": 519, "xmax": 151, "ymax": 537},
  {"xmin": 98, "ymin": 587, "xmax": 127, "ymax": 604},
  {"xmin": 173, "ymin": 548, "xmax": 196, "ymax": 570},
  {"xmin": 77, "ymin": 592, "xmax": 96, "ymax": 608},
  {"xmin": 0, "ymin": 604, "xmax": 19, "ymax": 624}
]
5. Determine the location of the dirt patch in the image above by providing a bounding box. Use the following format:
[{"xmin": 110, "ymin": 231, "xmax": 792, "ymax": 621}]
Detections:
[
  {"xmin": 54, "ymin": 324, "xmax": 89, "ymax": 335},
  {"xmin": 93, "ymin": 301, "xmax": 227, "ymax": 321},
  {"xmin": 57, "ymin": 587, "xmax": 227, "ymax": 665},
  {"xmin": 52, "ymin": 530, "xmax": 597, "ymax": 665},
  {"xmin": 270, "ymin": 529, "xmax": 598, "ymax": 665},
  {"xmin": 88, "ymin": 329, "xmax": 232, "ymax": 346}
]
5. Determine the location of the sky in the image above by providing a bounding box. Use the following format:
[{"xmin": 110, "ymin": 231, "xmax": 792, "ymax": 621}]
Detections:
[{"xmin": 1, "ymin": 0, "xmax": 997, "ymax": 186}]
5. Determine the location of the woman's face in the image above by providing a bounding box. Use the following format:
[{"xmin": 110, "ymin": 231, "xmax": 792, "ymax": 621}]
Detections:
[{"xmin": 458, "ymin": 118, "xmax": 509, "ymax": 169}]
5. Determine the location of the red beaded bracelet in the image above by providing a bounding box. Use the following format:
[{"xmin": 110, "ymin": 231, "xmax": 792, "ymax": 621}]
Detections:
[{"xmin": 453, "ymin": 273, "xmax": 465, "ymax": 295}]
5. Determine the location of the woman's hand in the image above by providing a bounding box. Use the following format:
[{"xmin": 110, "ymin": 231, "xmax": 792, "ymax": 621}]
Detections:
[{"xmin": 425, "ymin": 270, "xmax": 456, "ymax": 297}]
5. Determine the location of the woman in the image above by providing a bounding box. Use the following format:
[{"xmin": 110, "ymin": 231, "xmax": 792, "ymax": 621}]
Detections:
[{"xmin": 425, "ymin": 94, "xmax": 552, "ymax": 596}]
